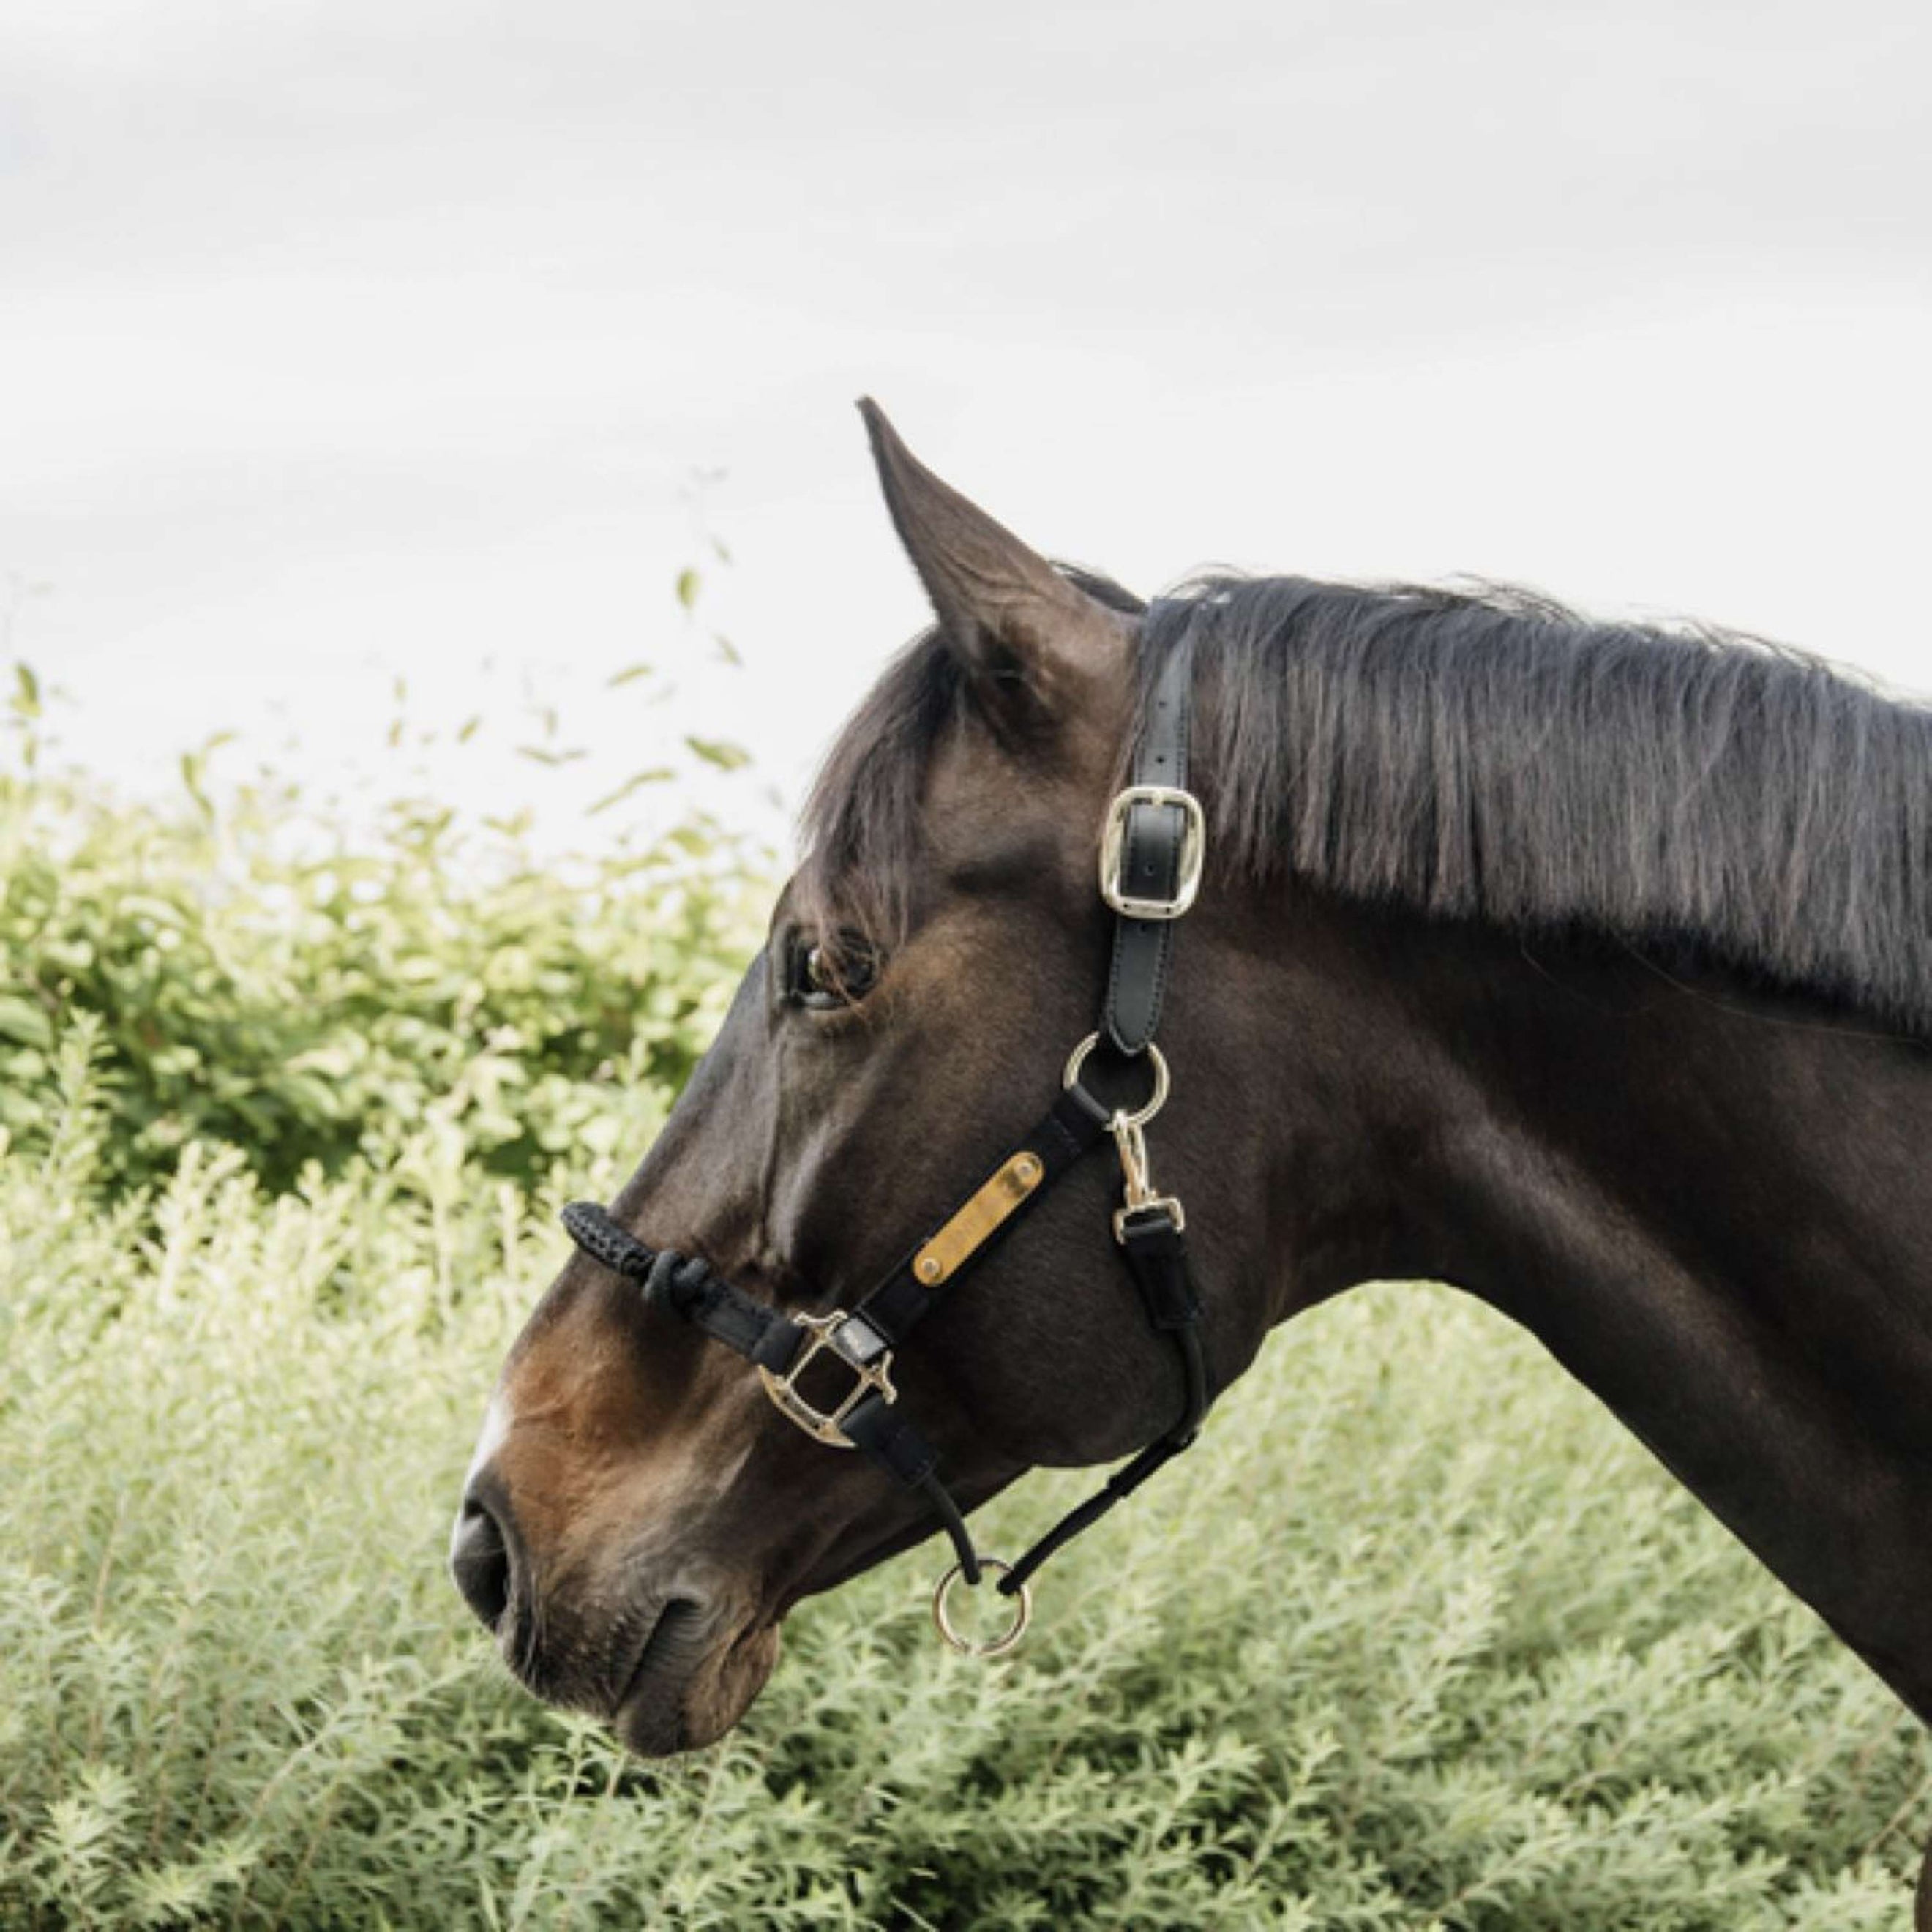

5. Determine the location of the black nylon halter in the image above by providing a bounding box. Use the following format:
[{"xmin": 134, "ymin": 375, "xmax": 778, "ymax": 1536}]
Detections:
[{"xmin": 561, "ymin": 632, "xmax": 1210, "ymax": 1644}]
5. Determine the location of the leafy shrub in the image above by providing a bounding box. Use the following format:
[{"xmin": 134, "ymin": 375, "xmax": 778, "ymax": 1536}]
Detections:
[
  {"xmin": 1, "ymin": 678, "xmax": 1925, "ymax": 1927},
  {"xmin": 0, "ymin": 679, "xmax": 765, "ymax": 1199},
  {"xmin": 4, "ymin": 1036, "xmax": 1928, "ymax": 1926}
]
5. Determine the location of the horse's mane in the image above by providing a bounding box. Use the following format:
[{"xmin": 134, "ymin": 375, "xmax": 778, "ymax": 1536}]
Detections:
[{"xmin": 804, "ymin": 572, "xmax": 1932, "ymax": 1037}]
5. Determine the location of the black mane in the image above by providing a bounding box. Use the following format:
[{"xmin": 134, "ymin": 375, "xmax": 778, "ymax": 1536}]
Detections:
[{"xmin": 804, "ymin": 574, "xmax": 1932, "ymax": 1037}]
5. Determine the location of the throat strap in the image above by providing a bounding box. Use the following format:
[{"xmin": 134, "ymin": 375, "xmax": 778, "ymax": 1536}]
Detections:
[{"xmin": 997, "ymin": 1205, "xmax": 1207, "ymax": 1595}]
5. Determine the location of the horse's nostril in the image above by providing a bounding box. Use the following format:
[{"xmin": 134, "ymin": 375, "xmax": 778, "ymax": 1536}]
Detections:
[{"xmin": 449, "ymin": 1489, "xmax": 514, "ymax": 1632}]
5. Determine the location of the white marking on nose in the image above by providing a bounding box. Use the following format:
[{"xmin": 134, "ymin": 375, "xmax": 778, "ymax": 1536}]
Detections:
[{"xmin": 466, "ymin": 1390, "xmax": 514, "ymax": 1486}]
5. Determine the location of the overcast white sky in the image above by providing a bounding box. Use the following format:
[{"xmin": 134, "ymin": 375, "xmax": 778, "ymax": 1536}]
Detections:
[{"xmin": 4, "ymin": 0, "xmax": 1928, "ymax": 843}]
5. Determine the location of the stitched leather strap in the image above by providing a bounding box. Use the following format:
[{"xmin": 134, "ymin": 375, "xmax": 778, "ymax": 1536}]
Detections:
[
  {"xmin": 566, "ymin": 1085, "xmax": 1113, "ymax": 1376},
  {"xmin": 1103, "ymin": 633, "xmax": 1197, "ymax": 1055},
  {"xmin": 560, "ymin": 1089, "xmax": 1112, "ymax": 1592}
]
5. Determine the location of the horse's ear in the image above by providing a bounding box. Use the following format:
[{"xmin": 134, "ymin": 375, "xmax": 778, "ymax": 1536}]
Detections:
[{"xmin": 858, "ymin": 400, "xmax": 1130, "ymax": 724}]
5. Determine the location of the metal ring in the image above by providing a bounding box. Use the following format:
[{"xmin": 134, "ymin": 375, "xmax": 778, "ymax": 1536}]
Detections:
[
  {"xmin": 931, "ymin": 1558, "xmax": 1033, "ymax": 1658},
  {"xmin": 1061, "ymin": 1033, "xmax": 1169, "ymax": 1130}
]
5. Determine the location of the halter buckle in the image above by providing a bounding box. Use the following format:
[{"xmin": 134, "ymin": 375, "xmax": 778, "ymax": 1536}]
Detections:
[
  {"xmin": 757, "ymin": 1310, "xmax": 896, "ymax": 1448},
  {"xmin": 1099, "ymin": 785, "xmax": 1206, "ymax": 921}
]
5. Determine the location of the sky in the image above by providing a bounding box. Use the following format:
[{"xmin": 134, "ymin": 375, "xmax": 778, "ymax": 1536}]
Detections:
[{"xmin": 4, "ymin": 0, "xmax": 1928, "ymax": 847}]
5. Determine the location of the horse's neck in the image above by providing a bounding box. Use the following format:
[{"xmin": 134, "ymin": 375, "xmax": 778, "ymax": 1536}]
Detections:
[{"xmin": 1262, "ymin": 898, "xmax": 1932, "ymax": 1718}]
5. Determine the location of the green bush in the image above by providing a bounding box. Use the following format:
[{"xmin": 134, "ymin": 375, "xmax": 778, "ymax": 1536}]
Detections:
[
  {"xmin": 2, "ymin": 1037, "xmax": 1924, "ymax": 1928},
  {"xmin": 0, "ymin": 674, "xmax": 765, "ymax": 1199},
  {"xmin": 1, "ymin": 686, "xmax": 1926, "ymax": 1928}
]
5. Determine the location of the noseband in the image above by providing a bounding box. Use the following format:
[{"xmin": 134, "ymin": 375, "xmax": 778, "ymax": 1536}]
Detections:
[{"xmin": 563, "ymin": 635, "xmax": 1213, "ymax": 1655}]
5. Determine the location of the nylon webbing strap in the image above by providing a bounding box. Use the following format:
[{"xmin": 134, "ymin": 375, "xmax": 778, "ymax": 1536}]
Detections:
[
  {"xmin": 856, "ymin": 1087, "xmax": 1111, "ymax": 1345},
  {"xmin": 1103, "ymin": 634, "xmax": 1197, "ymax": 1055}
]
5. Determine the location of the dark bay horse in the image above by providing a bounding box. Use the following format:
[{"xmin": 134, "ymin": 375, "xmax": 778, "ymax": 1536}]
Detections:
[{"xmin": 453, "ymin": 405, "xmax": 1932, "ymax": 1912}]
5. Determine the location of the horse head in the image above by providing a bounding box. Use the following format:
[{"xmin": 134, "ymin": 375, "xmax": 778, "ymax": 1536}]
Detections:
[{"xmin": 448, "ymin": 406, "xmax": 1291, "ymax": 1753}]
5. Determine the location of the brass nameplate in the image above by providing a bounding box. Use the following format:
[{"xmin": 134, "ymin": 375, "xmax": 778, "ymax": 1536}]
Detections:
[{"xmin": 913, "ymin": 1151, "xmax": 1044, "ymax": 1287}]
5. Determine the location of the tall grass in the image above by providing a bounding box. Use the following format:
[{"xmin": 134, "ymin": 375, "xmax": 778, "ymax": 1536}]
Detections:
[{"xmin": 1, "ymin": 675, "xmax": 1927, "ymax": 1928}]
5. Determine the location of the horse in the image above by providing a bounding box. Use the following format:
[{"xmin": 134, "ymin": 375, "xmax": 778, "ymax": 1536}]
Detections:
[{"xmin": 451, "ymin": 402, "xmax": 1932, "ymax": 1917}]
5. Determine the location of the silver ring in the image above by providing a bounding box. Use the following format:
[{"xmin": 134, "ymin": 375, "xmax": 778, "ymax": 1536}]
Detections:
[
  {"xmin": 1061, "ymin": 1033, "xmax": 1169, "ymax": 1130},
  {"xmin": 931, "ymin": 1558, "xmax": 1033, "ymax": 1657}
]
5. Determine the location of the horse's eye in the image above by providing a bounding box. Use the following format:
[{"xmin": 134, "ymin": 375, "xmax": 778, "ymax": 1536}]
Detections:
[{"xmin": 792, "ymin": 936, "xmax": 878, "ymax": 1010}]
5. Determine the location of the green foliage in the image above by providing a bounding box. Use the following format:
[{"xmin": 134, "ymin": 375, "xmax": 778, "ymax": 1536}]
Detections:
[
  {"xmin": 0, "ymin": 749, "xmax": 764, "ymax": 1199},
  {"xmin": 1, "ymin": 1057, "xmax": 1924, "ymax": 1929},
  {"xmin": 1, "ymin": 674, "xmax": 1926, "ymax": 1927}
]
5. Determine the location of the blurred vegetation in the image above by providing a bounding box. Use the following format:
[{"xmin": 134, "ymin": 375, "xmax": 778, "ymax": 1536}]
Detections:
[
  {"xmin": 0, "ymin": 629, "xmax": 766, "ymax": 1202},
  {"xmin": 1, "ymin": 615, "xmax": 1927, "ymax": 1928}
]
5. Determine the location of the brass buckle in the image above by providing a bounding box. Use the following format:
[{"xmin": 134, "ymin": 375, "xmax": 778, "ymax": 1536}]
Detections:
[
  {"xmin": 757, "ymin": 1311, "xmax": 896, "ymax": 1448},
  {"xmin": 1098, "ymin": 785, "xmax": 1206, "ymax": 921}
]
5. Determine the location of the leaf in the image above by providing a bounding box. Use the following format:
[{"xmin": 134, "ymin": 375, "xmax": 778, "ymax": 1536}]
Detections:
[
  {"xmin": 675, "ymin": 568, "xmax": 701, "ymax": 612},
  {"xmin": 12, "ymin": 662, "xmax": 40, "ymax": 718},
  {"xmin": 179, "ymin": 752, "xmax": 214, "ymax": 820},
  {"xmin": 684, "ymin": 735, "xmax": 749, "ymax": 773},
  {"xmin": 588, "ymin": 769, "xmax": 675, "ymax": 815},
  {"xmin": 514, "ymin": 746, "xmax": 588, "ymax": 767},
  {"xmin": 119, "ymin": 894, "xmax": 187, "ymax": 929},
  {"xmin": 606, "ymin": 663, "xmax": 655, "ymax": 689},
  {"xmin": 0, "ymin": 994, "xmax": 53, "ymax": 1049},
  {"xmin": 457, "ymin": 715, "xmax": 482, "ymax": 744},
  {"xmin": 709, "ymin": 634, "xmax": 743, "ymax": 668}
]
